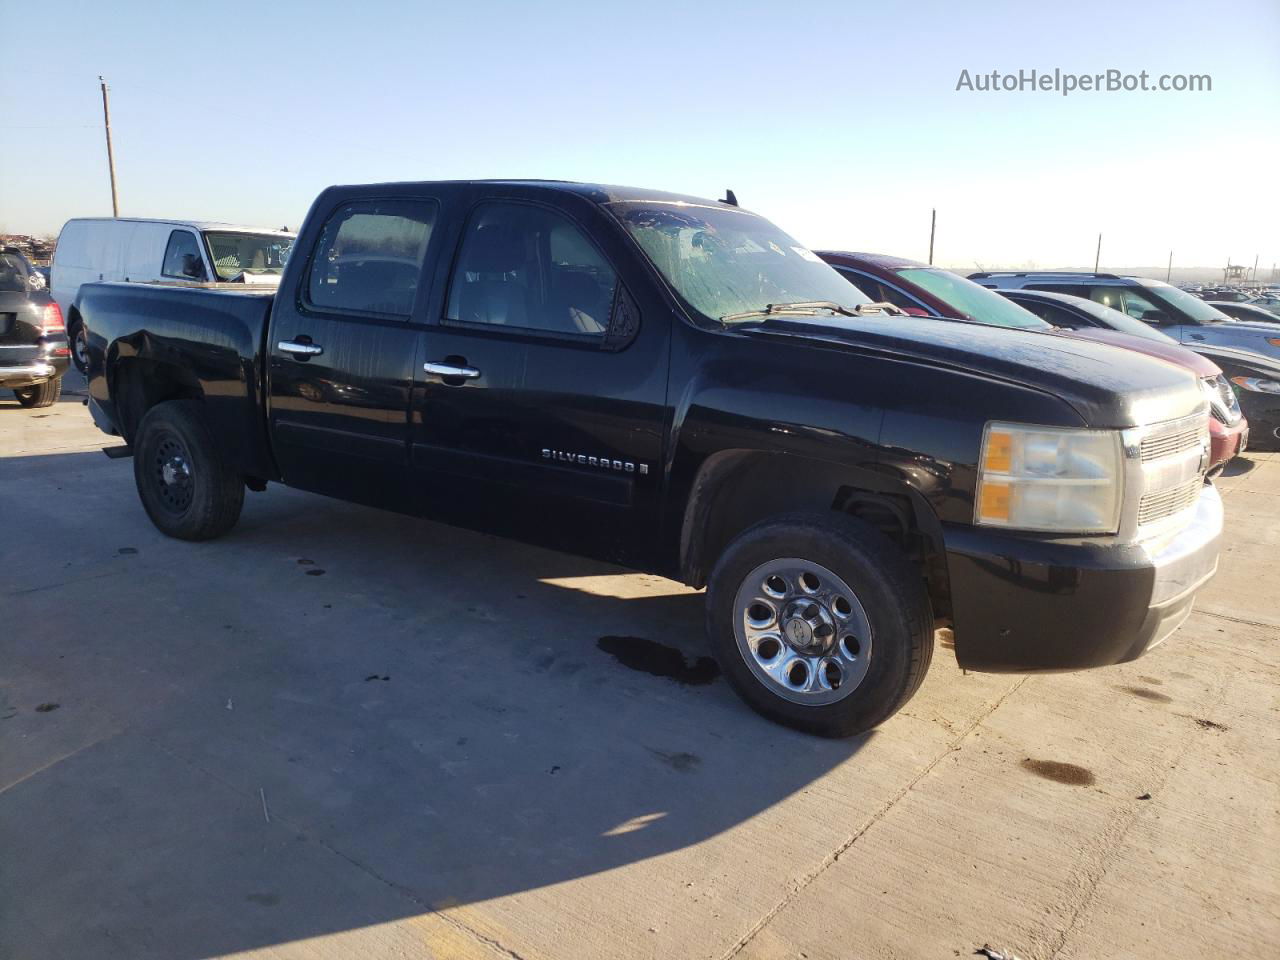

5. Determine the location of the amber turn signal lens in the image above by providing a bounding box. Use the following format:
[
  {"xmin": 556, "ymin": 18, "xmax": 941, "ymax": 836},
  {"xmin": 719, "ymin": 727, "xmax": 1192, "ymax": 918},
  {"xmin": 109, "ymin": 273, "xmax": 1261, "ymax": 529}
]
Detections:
[
  {"xmin": 979, "ymin": 481, "xmax": 1011, "ymax": 521},
  {"xmin": 983, "ymin": 431, "xmax": 1013, "ymax": 473}
]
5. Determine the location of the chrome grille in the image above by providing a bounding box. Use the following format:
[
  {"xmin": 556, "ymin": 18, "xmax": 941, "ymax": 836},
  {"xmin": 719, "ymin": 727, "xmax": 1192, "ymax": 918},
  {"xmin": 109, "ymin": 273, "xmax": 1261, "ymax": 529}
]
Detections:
[
  {"xmin": 1138, "ymin": 477, "xmax": 1203, "ymax": 526},
  {"xmin": 1140, "ymin": 426, "xmax": 1201, "ymax": 462}
]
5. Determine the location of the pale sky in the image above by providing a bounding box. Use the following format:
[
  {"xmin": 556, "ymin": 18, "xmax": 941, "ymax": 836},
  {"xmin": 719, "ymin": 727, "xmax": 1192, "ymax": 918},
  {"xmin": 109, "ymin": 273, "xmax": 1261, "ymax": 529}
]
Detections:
[{"xmin": 1, "ymin": 0, "xmax": 1276, "ymax": 272}]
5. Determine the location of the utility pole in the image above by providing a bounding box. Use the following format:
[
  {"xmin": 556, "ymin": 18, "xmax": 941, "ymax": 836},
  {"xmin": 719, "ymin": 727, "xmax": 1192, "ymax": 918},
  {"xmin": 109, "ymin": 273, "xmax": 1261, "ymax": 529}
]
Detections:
[
  {"xmin": 99, "ymin": 76, "xmax": 119, "ymax": 217},
  {"xmin": 1166, "ymin": 250, "xmax": 1173, "ymax": 282},
  {"xmin": 1093, "ymin": 233, "xmax": 1101, "ymax": 272},
  {"xmin": 1251, "ymin": 254, "xmax": 1259, "ymax": 283},
  {"xmin": 928, "ymin": 208, "xmax": 936, "ymax": 265}
]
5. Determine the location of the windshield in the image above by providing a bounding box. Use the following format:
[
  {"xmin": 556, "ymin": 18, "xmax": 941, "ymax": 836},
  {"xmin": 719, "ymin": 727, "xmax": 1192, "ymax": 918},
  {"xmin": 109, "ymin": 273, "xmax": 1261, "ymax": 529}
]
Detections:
[
  {"xmin": 897, "ymin": 269, "xmax": 1049, "ymax": 330},
  {"xmin": 1139, "ymin": 280, "xmax": 1230, "ymax": 325},
  {"xmin": 202, "ymin": 232, "xmax": 294, "ymax": 280},
  {"xmin": 0, "ymin": 253, "xmax": 31, "ymax": 293},
  {"xmin": 609, "ymin": 203, "xmax": 871, "ymax": 323}
]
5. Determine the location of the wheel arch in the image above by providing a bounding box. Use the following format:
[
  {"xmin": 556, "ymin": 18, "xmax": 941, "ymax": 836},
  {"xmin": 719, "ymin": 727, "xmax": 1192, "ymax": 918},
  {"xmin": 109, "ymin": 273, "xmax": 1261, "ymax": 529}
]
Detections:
[
  {"xmin": 111, "ymin": 356, "xmax": 206, "ymax": 444},
  {"xmin": 678, "ymin": 450, "xmax": 951, "ymax": 621}
]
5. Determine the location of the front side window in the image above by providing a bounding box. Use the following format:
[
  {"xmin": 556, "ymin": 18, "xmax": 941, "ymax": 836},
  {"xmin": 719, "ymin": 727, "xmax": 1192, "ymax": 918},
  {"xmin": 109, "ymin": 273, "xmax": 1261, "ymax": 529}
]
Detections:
[
  {"xmin": 306, "ymin": 199, "xmax": 437, "ymax": 317},
  {"xmin": 204, "ymin": 232, "xmax": 294, "ymax": 281},
  {"xmin": 162, "ymin": 231, "xmax": 206, "ymax": 280},
  {"xmin": 446, "ymin": 202, "xmax": 617, "ymax": 337},
  {"xmin": 1139, "ymin": 280, "xmax": 1230, "ymax": 325},
  {"xmin": 610, "ymin": 202, "xmax": 869, "ymax": 324}
]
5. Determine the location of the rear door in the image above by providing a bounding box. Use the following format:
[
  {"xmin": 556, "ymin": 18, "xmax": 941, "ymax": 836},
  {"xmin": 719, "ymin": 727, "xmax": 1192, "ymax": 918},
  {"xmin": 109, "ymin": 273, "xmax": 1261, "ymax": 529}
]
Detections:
[
  {"xmin": 266, "ymin": 195, "xmax": 444, "ymax": 509},
  {"xmin": 410, "ymin": 194, "xmax": 670, "ymax": 568}
]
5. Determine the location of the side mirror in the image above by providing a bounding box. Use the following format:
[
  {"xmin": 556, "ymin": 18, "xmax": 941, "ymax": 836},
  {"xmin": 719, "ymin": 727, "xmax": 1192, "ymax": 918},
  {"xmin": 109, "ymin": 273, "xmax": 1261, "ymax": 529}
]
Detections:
[
  {"xmin": 1141, "ymin": 310, "xmax": 1171, "ymax": 325},
  {"xmin": 181, "ymin": 254, "xmax": 206, "ymax": 280}
]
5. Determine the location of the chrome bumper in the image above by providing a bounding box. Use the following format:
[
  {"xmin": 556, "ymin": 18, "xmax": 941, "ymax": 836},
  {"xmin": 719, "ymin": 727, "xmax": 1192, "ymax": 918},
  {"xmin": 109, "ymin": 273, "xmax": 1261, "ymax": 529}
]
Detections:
[
  {"xmin": 0, "ymin": 361, "xmax": 57, "ymax": 386},
  {"xmin": 1143, "ymin": 482, "xmax": 1223, "ymax": 648}
]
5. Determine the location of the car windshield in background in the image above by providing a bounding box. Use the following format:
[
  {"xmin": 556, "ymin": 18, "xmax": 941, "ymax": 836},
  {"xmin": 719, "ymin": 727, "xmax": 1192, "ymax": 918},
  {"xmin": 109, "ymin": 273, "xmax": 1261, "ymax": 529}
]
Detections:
[
  {"xmin": 609, "ymin": 203, "xmax": 871, "ymax": 324},
  {"xmin": 1140, "ymin": 280, "xmax": 1230, "ymax": 324},
  {"xmin": 897, "ymin": 269, "xmax": 1049, "ymax": 330},
  {"xmin": 203, "ymin": 232, "xmax": 293, "ymax": 280}
]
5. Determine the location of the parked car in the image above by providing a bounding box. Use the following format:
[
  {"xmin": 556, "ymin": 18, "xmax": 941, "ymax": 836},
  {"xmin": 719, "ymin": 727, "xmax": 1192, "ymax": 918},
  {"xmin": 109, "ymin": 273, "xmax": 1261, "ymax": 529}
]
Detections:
[
  {"xmin": 815, "ymin": 252, "xmax": 1244, "ymax": 472},
  {"xmin": 969, "ymin": 272, "xmax": 1280, "ymax": 361},
  {"xmin": 51, "ymin": 218, "xmax": 295, "ymax": 372},
  {"xmin": 1181, "ymin": 344, "xmax": 1280, "ymax": 450},
  {"xmin": 1206, "ymin": 300, "xmax": 1280, "ymax": 323},
  {"xmin": 75, "ymin": 180, "xmax": 1222, "ymax": 737},
  {"xmin": 995, "ymin": 288, "xmax": 1248, "ymax": 471},
  {"xmin": 0, "ymin": 249, "xmax": 69, "ymax": 407}
]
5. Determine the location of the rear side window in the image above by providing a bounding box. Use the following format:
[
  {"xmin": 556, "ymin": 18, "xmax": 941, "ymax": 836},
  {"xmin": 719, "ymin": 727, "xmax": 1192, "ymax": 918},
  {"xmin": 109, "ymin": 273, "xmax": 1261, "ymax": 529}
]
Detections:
[
  {"xmin": 0, "ymin": 253, "xmax": 30, "ymax": 292},
  {"xmin": 161, "ymin": 231, "xmax": 206, "ymax": 280},
  {"xmin": 306, "ymin": 199, "xmax": 437, "ymax": 318},
  {"xmin": 1016, "ymin": 299, "xmax": 1087, "ymax": 329},
  {"xmin": 446, "ymin": 202, "xmax": 617, "ymax": 337}
]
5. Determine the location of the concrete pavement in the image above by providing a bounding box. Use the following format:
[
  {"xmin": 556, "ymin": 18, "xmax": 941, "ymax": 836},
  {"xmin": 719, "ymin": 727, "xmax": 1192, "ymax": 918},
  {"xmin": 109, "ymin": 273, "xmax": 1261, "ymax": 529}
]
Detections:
[{"xmin": 1, "ymin": 374, "xmax": 1276, "ymax": 959}]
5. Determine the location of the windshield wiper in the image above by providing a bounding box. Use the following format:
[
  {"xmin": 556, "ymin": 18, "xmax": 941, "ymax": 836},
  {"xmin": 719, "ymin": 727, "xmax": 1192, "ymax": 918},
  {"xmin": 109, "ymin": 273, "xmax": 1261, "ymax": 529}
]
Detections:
[
  {"xmin": 722, "ymin": 300, "xmax": 904, "ymax": 324},
  {"xmin": 722, "ymin": 301, "xmax": 859, "ymax": 324}
]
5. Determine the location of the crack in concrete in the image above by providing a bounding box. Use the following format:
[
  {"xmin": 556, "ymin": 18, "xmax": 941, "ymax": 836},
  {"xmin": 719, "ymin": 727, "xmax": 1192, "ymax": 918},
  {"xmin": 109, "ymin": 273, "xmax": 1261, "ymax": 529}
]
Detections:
[{"xmin": 720, "ymin": 676, "xmax": 1031, "ymax": 960}]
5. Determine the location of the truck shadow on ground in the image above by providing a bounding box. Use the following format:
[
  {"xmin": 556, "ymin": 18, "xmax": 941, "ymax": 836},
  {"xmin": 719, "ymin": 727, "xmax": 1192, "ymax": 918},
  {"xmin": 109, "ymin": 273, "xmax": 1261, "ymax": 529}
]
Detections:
[{"xmin": 1, "ymin": 451, "xmax": 870, "ymax": 959}]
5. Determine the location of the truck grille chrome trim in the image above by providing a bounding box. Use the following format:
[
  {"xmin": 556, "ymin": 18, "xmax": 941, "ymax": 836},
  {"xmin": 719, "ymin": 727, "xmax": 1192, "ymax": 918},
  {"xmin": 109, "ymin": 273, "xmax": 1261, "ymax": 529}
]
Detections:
[
  {"xmin": 1140, "ymin": 425, "xmax": 1202, "ymax": 462},
  {"xmin": 1118, "ymin": 410, "xmax": 1210, "ymax": 541},
  {"xmin": 1137, "ymin": 477, "xmax": 1203, "ymax": 526}
]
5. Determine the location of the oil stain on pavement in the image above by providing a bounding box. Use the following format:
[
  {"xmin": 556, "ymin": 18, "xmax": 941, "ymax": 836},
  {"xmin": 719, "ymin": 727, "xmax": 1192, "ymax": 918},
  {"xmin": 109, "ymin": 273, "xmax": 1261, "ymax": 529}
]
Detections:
[
  {"xmin": 1020, "ymin": 758, "xmax": 1096, "ymax": 786},
  {"xmin": 596, "ymin": 636, "xmax": 720, "ymax": 686}
]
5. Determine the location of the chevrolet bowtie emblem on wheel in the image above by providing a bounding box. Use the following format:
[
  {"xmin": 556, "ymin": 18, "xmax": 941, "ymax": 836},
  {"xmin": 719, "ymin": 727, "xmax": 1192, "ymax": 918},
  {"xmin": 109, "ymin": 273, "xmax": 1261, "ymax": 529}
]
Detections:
[{"xmin": 542, "ymin": 449, "xmax": 650, "ymax": 475}]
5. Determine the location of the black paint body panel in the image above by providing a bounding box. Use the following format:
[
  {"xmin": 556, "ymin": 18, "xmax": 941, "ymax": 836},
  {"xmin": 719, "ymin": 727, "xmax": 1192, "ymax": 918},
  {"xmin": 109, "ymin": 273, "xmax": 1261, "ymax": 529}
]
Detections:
[{"xmin": 77, "ymin": 180, "xmax": 1211, "ymax": 673}]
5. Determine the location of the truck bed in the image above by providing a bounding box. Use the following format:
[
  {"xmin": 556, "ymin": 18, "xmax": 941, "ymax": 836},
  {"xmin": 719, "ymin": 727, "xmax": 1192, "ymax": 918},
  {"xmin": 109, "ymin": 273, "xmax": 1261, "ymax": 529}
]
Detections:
[{"xmin": 77, "ymin": 281, "xmax": 278, "ymax": 479}]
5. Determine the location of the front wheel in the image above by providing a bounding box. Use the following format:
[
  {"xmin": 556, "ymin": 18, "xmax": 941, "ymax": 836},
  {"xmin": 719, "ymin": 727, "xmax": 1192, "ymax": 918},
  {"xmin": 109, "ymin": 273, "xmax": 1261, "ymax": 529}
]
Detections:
[
  {"xmin": 133, "ymin": 399, "xmax": 244, "ymax": 540},
  {"xmin": 706, "ymin": 512, "xmax": 933, "ymax": 738},
  {"xmin": 14, "ymin": 376, "xmax": 62, "ymax": 408}
]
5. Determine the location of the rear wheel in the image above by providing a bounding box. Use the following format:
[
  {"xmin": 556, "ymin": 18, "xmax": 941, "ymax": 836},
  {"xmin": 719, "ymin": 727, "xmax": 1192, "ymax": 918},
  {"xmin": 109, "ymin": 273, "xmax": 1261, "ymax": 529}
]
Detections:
[
  {"xmin": 14, "ymin": 376, "xmax": 62, "ymax": 408},
  {"xmin": 706, "ymin": 512, "xmax": 933, "ymax": 737},
  {"xmin": 133, "ymin": 399, "xmax": 244, "ymax": 540},
  {"xmin": 69, "ymin": 316, "xmax": 89, "ymax": 374}
]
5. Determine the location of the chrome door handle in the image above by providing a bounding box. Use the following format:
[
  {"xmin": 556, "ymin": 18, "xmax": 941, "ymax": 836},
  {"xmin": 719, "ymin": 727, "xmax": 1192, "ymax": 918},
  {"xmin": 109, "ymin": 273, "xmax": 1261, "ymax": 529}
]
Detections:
[
  {"xmin": 278, "ymin": 340, "xmax": 324, "ymax": 356},
  {"xmin": 424, "ymin": 361, "xmax": 480, "ymax": 380}
]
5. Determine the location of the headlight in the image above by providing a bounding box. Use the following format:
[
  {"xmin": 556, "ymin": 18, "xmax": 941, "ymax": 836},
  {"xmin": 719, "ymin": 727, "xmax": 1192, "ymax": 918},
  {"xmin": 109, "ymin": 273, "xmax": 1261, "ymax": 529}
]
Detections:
[
  {"xmin": 1203, "ymin": 375, "xmax": 1241, "ymax": 423},
  {"xmin": 976, "ymin": 422, "xmax": 1123, "ymax": 533},
  {"xmin": 1231, "ymin": 375, "xmax": 1280, "ymax": 394}
]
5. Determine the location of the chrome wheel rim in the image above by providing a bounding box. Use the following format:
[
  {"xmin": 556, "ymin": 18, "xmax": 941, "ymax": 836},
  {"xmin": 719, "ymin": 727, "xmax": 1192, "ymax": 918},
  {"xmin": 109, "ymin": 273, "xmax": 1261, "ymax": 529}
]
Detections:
[
  {"xmin": 732, "ymin": 558, "xmax": 873, "ymax": 706},
  {"xmin": 153, "ymin": 435, "xmax": 194, "ymax": 513},
  {"xmin": 73, "ymin": 328, "xmax": 89, "ymax": 367}
]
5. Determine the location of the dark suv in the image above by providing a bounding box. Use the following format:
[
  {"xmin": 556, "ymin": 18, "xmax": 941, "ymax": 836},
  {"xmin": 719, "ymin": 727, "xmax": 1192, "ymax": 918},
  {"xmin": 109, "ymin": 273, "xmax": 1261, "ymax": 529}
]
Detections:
[{"xmin": 1, "ymin": 248, "xmax": 69, "ymax": 407}]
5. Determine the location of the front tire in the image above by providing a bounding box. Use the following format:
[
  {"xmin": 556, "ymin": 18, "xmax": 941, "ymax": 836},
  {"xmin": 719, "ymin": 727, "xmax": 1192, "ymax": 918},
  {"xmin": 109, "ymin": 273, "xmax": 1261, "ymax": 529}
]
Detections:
[
  {"xmin": 706, "ymin": 512, "xmax": 933, "ymax": 738},
  {"xmin": 14, "ymin": 376, "xmax": 62, "ymax": 408},
  {"xmin": 133, "ymin": 399, "xmax": 244, "ymax": 540}
]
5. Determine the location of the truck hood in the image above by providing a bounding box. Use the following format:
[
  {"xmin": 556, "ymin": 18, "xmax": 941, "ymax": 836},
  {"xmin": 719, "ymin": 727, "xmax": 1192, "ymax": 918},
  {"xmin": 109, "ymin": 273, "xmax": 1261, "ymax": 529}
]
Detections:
[{"xmin": 738, "ymin": 313, "xmax": 1205, "ymax": 428}]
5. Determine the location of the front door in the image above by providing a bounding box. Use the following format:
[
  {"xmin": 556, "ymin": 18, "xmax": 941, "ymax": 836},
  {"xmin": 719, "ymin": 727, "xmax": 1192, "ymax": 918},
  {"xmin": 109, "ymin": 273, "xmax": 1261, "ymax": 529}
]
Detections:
[
  {"xmin": 267, "ymin": 196, "xmax": 442, "ymax": 509},
  {"xmin": 410, "ymin": 198, "xmax": 670, "ymax": 568}
]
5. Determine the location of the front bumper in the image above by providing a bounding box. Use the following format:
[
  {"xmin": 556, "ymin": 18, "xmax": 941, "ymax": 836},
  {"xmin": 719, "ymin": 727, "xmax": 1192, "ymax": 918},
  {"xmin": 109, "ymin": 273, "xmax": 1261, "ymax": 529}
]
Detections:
[
  {"xmin": 1208, "ymin": 416, "xmax": 1248, "ymax": 472},
  {"xmin": 944, "ymin": 483, "xmax": 1223, "ymax": 672}
]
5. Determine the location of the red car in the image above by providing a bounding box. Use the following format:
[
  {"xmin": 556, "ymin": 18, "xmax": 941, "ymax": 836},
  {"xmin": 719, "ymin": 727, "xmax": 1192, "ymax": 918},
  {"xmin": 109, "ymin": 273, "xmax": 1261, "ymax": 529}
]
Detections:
[{"xmin": 817, "ymin": 251, "xmax": 1248, "ymax": 473}]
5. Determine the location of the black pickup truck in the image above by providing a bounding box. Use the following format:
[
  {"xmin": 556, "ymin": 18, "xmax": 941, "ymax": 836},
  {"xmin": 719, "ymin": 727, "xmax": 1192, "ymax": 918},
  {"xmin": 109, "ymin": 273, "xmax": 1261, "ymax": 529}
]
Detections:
[{"xmin": 77, "ymin": 180, "xmax": 1223, "ymax": 736}]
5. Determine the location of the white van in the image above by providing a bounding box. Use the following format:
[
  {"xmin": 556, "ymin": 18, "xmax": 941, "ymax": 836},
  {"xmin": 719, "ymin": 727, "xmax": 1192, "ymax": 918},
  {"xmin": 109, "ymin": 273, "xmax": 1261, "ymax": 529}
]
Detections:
[{"xmin": 51, "ymin": 218, "xmax": 295, "ymax": 371}]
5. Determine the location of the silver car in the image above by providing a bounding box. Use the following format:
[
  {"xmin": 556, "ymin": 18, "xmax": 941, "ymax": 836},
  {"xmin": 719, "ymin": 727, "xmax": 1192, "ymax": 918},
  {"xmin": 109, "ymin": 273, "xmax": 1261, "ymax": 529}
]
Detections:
[{"xmin": 970, "ymin": 271, "xmax": 1280, "ymax": 361}]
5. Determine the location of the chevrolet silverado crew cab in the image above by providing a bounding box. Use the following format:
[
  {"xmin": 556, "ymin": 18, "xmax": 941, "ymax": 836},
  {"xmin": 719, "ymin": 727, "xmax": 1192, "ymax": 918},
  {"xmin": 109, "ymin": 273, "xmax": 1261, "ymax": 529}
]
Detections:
[{"xmin": 75, "ymin": 181, "xmax": 1222, "ymax": 737}]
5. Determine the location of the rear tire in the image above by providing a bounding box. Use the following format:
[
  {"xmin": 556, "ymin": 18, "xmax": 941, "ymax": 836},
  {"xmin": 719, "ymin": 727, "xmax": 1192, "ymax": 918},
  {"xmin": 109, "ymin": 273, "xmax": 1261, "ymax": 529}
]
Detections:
[
  {"xmin": 14, "ymin": 376, "xmax": 62, "ymax": 408},
  {"xmin": 68, "ymin": 316, "xmax": 89, "ymax": 374},
  {"xmin": 706, "ymin": 512, "xmax": 933, "ymax": 738},
  {"xmin": 133, "ymin": 399, "xmax": 244, "ymax": 540}
]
